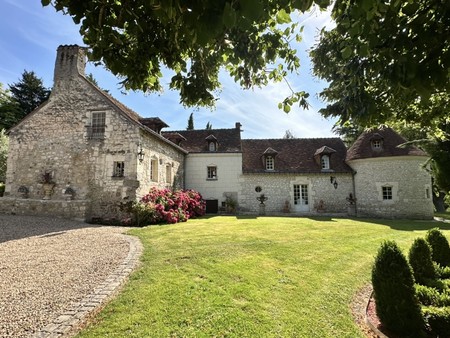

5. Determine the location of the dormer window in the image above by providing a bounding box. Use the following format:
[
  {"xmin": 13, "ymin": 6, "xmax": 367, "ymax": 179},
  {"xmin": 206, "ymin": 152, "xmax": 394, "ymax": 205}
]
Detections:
[
  {"xmin": 262, "ymin": 147, "xmax": 278, "ymax": 171},
  {"xmin": 206, "ymin": 134, "xmax": 218, "ymax": 152},
  {"xmin": 265, "ymin": 156, "xmax": 274, "ymax": 170},
  {"xmin": 209, "ymin": 141, "xmax": 217, "ymax": 151},
  {"xmin": 321, "ymin": 155, "xmax": 330, "ymax": 170},
  {"xmin": 314, "ymin": 146, "xmax": 336, "ymax": 171},
  {"xmin": 370, "ymin": 133, "xmax": 383, "ymax": 151}
]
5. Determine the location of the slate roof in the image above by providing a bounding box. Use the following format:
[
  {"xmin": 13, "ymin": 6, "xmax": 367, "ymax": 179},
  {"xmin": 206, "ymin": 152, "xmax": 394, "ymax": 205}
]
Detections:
[
  {"xmin": 162, "ymin": 128, "xmax": 242, "ymax": 153},
  {"xmin": 242, "ymin": 138, "xmax": 353, "ymax": 173},
  {"xmin": 346, "ymin": 127, "xmax": 427, "ymax": 161}
]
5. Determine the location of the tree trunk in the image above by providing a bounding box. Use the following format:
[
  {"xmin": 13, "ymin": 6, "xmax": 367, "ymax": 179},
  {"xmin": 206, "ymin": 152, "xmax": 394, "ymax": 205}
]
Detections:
[{"xmin": 433, "ymin": 191, "xmax": 447, "ymax": 212}]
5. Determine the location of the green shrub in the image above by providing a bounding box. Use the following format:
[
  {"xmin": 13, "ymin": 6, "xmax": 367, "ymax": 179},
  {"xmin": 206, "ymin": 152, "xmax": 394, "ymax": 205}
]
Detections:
[
  {"xmin": 435, "ymin": 263, "xmax": 450, "ymax": 279},
  {"xmin": 409, "ymin": 238, "xmax": 436, "ymax": 284},
  {"xmin": 372, "ymin": 240, "xmax": 424, "ymax": 335},
  {"xmin": 415, "ymin": 284, "xmax": 450, "ymax": 307},
  {"xmin": 426, "ymin": 228, "xmax": 450, "ymax": 267},
  {"xmin": 415, "ymin": 284, "xmax": 441, "ymax": 306},
  {"xmin": 423, "ymin": 306, "xmax": 450, "ymax": 337}
]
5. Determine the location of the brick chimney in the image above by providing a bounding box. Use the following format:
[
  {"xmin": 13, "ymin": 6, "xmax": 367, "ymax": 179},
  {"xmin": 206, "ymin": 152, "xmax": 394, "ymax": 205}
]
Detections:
[{"xmin": 53, "ymin": 45, "xmax": 86, "ymax": 86}]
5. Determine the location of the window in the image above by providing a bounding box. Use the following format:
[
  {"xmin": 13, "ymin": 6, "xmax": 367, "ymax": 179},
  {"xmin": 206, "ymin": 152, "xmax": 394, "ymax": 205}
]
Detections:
[
  {"xmin": 113, "ymin": 161, "xmax": 125, "ymax": 177},
  {"xmin": 207, "ymin": 166, "xmax": 217, "ymax": 180},
  {"xmin": 150, "ymin": 158, "xmax": 158, "ymax": 182},
  {"xmin": 208, "ymin": 142, "xmax": 217, "ymax": 151},
  {"xmin": 321, "ymin": 155, "xmax": 330, "ymax": 170},
  {"xmin": 89, "ymin": 111, "xmax": 106, "ymax": 139},
  {"xmin": 382, "ymin": 186, "xmax": 393, "ymax": 200},
  {"xmin": 265, "ymin": 156, "xmax": 274, "ymax": 170},
  {"xmin": 371, "ymin": 139, "xmax": 383, "ymax": 150},
  {"xmin": 166, "ymin": 164, "xmax": 172, "ymax": 184}
]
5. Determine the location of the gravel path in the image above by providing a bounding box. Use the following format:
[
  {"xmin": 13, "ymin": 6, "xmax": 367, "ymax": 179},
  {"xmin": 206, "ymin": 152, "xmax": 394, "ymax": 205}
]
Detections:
[{"xmin": 0, "ymin": 215, "xmax": 139, "ymax": 338}]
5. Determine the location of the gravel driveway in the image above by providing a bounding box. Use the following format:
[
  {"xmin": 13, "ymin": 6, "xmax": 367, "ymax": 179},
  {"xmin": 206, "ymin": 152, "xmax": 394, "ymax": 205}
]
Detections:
[{"xmin": 0, "ymin": 215, "xmax": 141, "ymax": 338}]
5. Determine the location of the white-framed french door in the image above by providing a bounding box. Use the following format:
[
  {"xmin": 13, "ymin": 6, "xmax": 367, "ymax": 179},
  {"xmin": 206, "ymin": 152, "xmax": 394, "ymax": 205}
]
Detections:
[{"xmin": 293, "ymin": 184, "xmax": 309, "ymax": 212}]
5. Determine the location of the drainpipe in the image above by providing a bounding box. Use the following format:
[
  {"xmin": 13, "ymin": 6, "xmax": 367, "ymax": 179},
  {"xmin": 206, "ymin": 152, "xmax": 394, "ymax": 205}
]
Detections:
[{"xmin": 352, "ymin": 170, "xmax": 358, "ymax": 217}]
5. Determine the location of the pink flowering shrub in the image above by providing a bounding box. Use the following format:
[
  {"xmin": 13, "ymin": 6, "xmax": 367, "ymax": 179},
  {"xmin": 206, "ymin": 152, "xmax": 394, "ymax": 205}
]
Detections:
[{"xmin": 130, "ymin": 188, "xmax": 205, "ymax": 226}]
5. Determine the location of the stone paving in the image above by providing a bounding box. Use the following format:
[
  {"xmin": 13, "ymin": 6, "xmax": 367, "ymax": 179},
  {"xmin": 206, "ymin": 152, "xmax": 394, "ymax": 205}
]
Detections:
[{"xmin": 0, "ymin": 215, "xmax": 142, "ymax": 338}]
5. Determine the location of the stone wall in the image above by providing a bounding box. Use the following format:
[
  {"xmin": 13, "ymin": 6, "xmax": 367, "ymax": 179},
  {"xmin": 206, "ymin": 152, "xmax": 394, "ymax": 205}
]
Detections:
[
  {"xmin": 136, "ymin": 131, "xmax": 185, "ymax": 198},
  {"xmin": 238, "ymin": 173, "xmax": 354, "ymax": 215},
  {"xmin": 184, "ymin": 153, "xmax": 242, "ymax": 207},
  {"xmin": 349, "ymin": 156, "xmax": 433, "ymax": 219},
  {"xmin": 4, "ymin": 46, "xmax": 185, "ymax": 221},
  {"xmin": 0, "ymin": 197, "xmax": 88, "ymax": 220}
]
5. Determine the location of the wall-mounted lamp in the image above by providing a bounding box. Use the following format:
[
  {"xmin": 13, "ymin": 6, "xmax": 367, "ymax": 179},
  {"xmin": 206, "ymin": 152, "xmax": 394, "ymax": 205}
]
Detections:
[
  {"xmin": 137, "ymin": 142, "xmax": 145, "ymax": 163},
  {"xmin": 330, "ymin": 176, "xmax": 338, "ymax": 189}
]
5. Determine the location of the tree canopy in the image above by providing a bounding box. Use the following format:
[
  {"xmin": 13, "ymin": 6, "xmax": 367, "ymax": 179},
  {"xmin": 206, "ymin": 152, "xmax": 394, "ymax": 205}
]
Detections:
[
  {"xmin": 0, "ymin": 83, "xmax": 21, "ymax": 130},
  {"xmin": 311, "ymin": 0, "xmax": 450, "ymax": 128},
  {"xmin": 42, "ymin": 0, "xmax": 330, "ymax": 110},
  {"xmin": 9, "ymin": 70, "xmax": 50, "ymax": 118}
]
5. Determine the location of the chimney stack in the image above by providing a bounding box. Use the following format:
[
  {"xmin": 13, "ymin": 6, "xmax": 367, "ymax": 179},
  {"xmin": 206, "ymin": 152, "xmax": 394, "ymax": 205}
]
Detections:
[{"xmin": 53, "ymin": 45, "xmax": 86, "ymax": 86}]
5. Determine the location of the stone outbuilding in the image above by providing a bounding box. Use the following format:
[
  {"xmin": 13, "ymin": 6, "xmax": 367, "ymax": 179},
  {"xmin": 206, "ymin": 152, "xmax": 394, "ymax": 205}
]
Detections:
[
  {"xmin": 0, "ymin": 45, "xmax": 434, "ymax": 220},
  {"xmin": 2, "ymin": 45, "xmax": 186, "ymax": 220}
]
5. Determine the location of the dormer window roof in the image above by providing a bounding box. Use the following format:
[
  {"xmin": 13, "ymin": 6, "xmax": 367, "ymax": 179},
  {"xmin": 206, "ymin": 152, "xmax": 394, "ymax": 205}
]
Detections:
[{"xmin": 163, "ymin": 132, "xmax": 187, "ymax": 146}]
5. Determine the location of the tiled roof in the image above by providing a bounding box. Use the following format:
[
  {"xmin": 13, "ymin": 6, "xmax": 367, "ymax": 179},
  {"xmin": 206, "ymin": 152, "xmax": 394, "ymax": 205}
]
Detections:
[
  {"xmin": 242, "ymin": 138, "xmax": 353, "ymax": 173},
  {"xmin": 81, "ymin": 77, "xmax": 187, "ymax": 154},
  {"xmin": 346, "ymin": 127, "xmax": 427, "ymax": 161},
  {"xmin": 162, "ymin": 128, "xmax": 242, "ymax": 153}
]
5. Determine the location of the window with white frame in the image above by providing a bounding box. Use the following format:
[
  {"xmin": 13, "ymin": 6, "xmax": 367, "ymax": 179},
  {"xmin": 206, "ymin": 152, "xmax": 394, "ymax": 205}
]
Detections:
[
  {"xmin": 166, "ymin": 164, "xmax": 172, "ymax": 184},
  {"xmin": 382, "ymin": 186, "xmax": 393, "ymax": 200},
  {"xmin": 208, "ymin": 142, "xmax": 217, "ymax": 151},
  {"xmin": 150, "ymin": 157, "xmax": 158, "ymax": 182},
  {"xmin": 113, "ymin": 161, "xmax": 125, "ymax": 177},
  {"xmin": 207, "ymin": 166, "xmax": 217, "ymax": 180},
  {"xmin": 89, "ymin": 111, "xmax": 106, "ymax": 139},
  {"xmin": 265, "ymin": 156, "xmax": 274, "ymax": 170},
  {"xmin": 321, "ymin": 155, "xmax": 330, "ymax": 170}
]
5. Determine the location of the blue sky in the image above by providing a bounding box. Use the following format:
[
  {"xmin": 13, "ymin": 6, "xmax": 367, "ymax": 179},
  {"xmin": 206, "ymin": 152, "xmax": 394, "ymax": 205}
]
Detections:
[{"xmin": 0, "ymin": 1, "xmax": 336, "ymax": 139}]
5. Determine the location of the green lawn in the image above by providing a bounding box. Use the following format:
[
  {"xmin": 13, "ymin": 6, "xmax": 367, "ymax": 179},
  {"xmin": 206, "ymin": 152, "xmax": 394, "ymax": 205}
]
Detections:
[{"xmin": 78, "ymin": 216, "xmax": 450, "ymax": 338}]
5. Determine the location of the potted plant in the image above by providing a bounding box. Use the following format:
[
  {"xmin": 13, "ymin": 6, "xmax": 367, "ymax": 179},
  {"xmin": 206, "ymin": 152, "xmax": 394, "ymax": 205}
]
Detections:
[
  {"xmin": 18, "ymin": 185, "xmax": 29, "ymax": 199},
  {"xmin": 40, "ymin": 171, "xmax": 55, "ymax": 200}
]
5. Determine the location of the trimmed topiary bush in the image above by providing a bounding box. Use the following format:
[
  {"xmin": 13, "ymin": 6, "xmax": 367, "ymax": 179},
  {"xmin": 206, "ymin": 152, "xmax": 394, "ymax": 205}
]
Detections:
[
  {"xmin": 426, "ymin": 228, "xmax": 450, "ymax": 267},
  {"xmin": 409, "ymin": 238, "xmax": 436, "ymax": 284},
  {"xmin": 423, "ymin": 306, "xmax": 450, "ymax": 337},
  {"xmin": 372, "ymin": 240, "xmax": 424, "ymax": 335}
]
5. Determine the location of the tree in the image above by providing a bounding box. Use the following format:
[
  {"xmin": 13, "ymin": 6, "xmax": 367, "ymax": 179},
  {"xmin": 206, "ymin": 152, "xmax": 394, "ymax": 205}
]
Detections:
[
  {"xmin": 187, "ymin": 113, "xmax": 194, "ymax": 130},
  {"xmin": 283, "ymin": 129, "xmax": 295, "ymax": 139},
  {"xmin": 42, "ymin": 0, "xmax": 330, "ymax": 110},
  {"xmin": 0, "ymin": 129, "xmax": 8, "ymax": 182},
  {"xmin": 0, "ymin": 83, "xmax": 21, "ymax": 130},
  {"xmin": 9, "ymin": 70, "xmax": 50, "ymax": 118},
  {"xmin": 311, "ymin": 1, "xmax": 450, "ymax": 128},
  {"xmin": 205, "ymin": 122, "xmax": 212, "ymax": 130}
]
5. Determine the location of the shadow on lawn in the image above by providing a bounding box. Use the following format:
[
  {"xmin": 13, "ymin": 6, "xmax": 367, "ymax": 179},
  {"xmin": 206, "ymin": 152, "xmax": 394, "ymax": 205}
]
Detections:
[{"xmin": 355, "ymin": 218, "xmax": 450, "ymax": 231}]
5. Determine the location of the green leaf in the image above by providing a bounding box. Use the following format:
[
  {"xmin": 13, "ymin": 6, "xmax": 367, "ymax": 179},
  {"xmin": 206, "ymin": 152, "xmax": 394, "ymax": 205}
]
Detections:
[
  {"xmin": 341, "ymin": 46, "xmax": 352, "ymax": 59},
  {"xmin": 222, "ymin": 3, "xmax": 236, "ymax": 29},
  {"xmin": 276, "ymin": 9, "xmax": 291, "ymax": 24},
  {"xmin": 41, "ymin": 0, "xmax": 51, "ymax": 6}
]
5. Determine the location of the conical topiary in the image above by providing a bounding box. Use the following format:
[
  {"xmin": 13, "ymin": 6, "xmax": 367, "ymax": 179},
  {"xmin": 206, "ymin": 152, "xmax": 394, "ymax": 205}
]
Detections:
[
  {"xmin": 409, "ymin": 237, "xmax": 437, "ymax": 285},
  {"xmin": 372, "ymin": 240, "xmax": 424, "ymax": 335},
  {"xmin": 426, "ymin": 228, "xmax": 450, "ymax": 267}
]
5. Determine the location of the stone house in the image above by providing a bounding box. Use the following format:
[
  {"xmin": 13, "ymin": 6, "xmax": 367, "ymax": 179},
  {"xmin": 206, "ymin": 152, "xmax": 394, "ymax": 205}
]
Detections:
[{"xmin": 0, "ymin": 45, "xmax": 434, "ymax": 220}]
